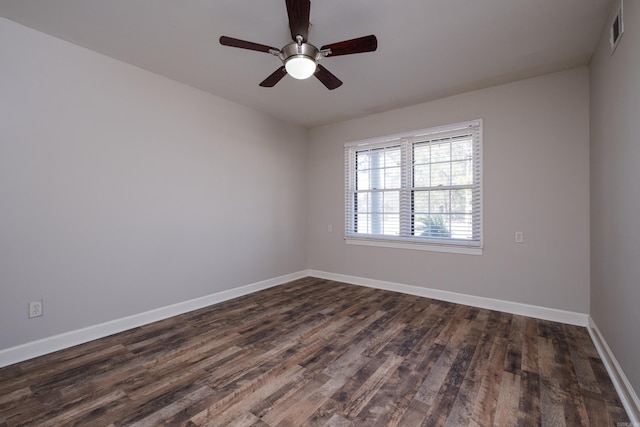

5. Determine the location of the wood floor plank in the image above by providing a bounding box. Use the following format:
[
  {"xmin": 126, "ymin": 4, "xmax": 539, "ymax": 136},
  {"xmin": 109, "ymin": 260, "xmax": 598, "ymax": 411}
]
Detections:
[
  {"xmin": 421, "ymin": 343, "xmax": 476, "ymax": 427},
  {"xmin": 127, "ymin": 385, "xmax": 213, "ymax": 427},
  {"xmin": 0, "ymin": 277, "xmax": 630, "ymax": 426},
  {"xmin": 517, "ymin": 369, "xmax": 541, "ymax": 427},
  {"xmin": 395, "ymin": 398, "xmax": 431, "ymax": 426},
  {"xmin": 259, "ymin": 377, "xmax": 330, "ymax": 426},
  {"xmin": 192, "ymin": 365, "xmax": 307, "ymax": 427},
  {"xmin": 468, "ymin": 312, "xmax": 511, "ymax": 426},
  {"xmin": 588, "ymin": 354, "xmax": 630, "ymax": 425},
  {"xmin": 341, "ymin": 354, "xmax": 404, "ymax": 420},
  {"xmin": 538, "ymin": 336, "xmax": 567, "ymax": 427},
  {"xmin": 493, "ymin": 371, "xmax": 520, "ymax": 426},
  {"xmin": 440, "ymin": 309, "xmax": 492, "ymax": 427}
]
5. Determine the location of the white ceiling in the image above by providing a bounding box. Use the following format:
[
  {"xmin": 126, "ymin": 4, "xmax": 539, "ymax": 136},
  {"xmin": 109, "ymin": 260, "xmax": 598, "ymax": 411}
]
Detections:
[{"xmin": 0, "ymin": 0, "xmax": 613, "ymax": 128}]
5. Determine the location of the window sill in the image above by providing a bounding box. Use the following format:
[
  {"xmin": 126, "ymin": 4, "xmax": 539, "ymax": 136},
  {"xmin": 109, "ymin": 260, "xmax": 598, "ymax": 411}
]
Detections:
[{"xmin": 345, "ymin": 237, "xmax": 483, "ymax": 255}]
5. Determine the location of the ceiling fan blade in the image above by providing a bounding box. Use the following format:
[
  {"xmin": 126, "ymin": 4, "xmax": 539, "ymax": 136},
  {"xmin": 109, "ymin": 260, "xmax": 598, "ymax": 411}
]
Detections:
[
  {"xmin": 219, "ymin": 36, "xmax": 278, "ymax": 53},
  {"xmin": 259, "ymin": 66, "xmax": 288, "ymax": 87},
  {"xmin": 315, "ymin": 64, "xmax": 343, "ymax": 90},
  {"xmin": 321, "ymin": 35, "xmax": 378, "ymax": 57},
  {"xmin": 286, "ymin": 0, "xmax": 310, "ymax": 42}
]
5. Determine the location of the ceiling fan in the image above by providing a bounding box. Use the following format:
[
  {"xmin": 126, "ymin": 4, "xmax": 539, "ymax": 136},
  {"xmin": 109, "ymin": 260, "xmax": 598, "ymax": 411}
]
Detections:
[{"xmin": 219, "ymin": 0, "xmax": 378, "ymax": 90}]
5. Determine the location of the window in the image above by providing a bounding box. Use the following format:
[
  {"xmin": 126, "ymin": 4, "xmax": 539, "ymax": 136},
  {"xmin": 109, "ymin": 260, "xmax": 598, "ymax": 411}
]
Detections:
[{"xmin": 344, "ymin": 120, "xmax": 482, "ymax": 254}]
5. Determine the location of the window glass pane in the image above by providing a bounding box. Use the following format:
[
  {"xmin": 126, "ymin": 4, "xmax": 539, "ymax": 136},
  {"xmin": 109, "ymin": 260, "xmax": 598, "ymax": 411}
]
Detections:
[
  {"xmin": 356, "ymin": 214, "xmax": 370, "ymax": 233},
  {"xmin": 385, "ymin": 167, "xmax": 401, "ymax": 189},
  {"xmin": 451, "ymin": 160, "xmax": 473, "ymax": 186},
  {"xmin": 452, "ymin": 139, "xmax": 472, "ymax": 160},
  {"xmin": 357, "ymin": 192, "xmax": 369, "ymax": 213},
  {"xmin": 431, "ymin": 162, "xmax": 451, "ymax": 187},
  {"xmin": 413, "ymin": 191, "xmax": 429, "ymax": 212},
  {"xmin": 422, "ymin": 214, "xmax": 450, "ymax": 238},
  {"xmin": 414, "ymin": 144, "xmax": 430, "ymax": 164},
  {"xmin": 370, "ymin": 192, "xmax": 384, "ymax": 213},
  {"xmin": 383, "ymin": 191, "xmax": 400, "ymax": 213},
  {"xmin": 370, "ymin": 170, "xmax": 384, "ymax": 190},
  {"xmin": 357, "ymin": 151, "xmax": 370, "ymax": 169},
  {"xmin": 371, "ymin": 148, "xmax": 385, "ymax": 161},
  {"xmin": 451, "ymin": 189, "xmax": 472, "ymax": 213},
  {"xmin": 357, "ymin": 170, "xmax": 370, "ymax": 190},
  {"xmin": 412, "ymin": 213, "xmax": 428, "ymax": 236},
  {"xmin": 429, "ymin": 190, "xmax": 449, "ymax": 213},
  {"xmin": 431, "ymin": 141, "xmax": 451, "ymax": 162},
  {"xmin": 370, "ymin": 211, "xmax": 383, "ymax": 234},
  {"xmin": 414, "ymin": 164, "xmax": 430, "ymax": 187},
  {"xmin": 450, "ymin": 214, "xmax": 472, "ymax": 239},
  {"xmin": 381, "ymin": 214, "xmax": 400, "ymax": 235},
  {"xmin": 385, "ymin": 148, "xmax": 401, "ymax": 167}
]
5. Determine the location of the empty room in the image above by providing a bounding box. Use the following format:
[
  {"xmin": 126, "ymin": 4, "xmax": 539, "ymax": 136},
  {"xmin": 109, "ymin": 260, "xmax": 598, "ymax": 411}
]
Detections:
[{"xmin": 0, "ymin": 0, "xmax": 638, "ymax": 425}]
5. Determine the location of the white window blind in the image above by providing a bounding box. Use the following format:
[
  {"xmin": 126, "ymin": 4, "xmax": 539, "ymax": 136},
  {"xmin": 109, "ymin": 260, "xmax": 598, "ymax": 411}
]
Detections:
[{"xmin": 345, "ymin": 120, "xmax": 482, "ymax": 252}]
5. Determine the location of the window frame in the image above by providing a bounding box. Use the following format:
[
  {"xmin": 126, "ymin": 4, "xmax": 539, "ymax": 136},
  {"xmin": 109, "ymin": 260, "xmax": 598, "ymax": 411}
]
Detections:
[{"xmin": 344, "ymin": 120, "xmax": 483, "ymax": 255}]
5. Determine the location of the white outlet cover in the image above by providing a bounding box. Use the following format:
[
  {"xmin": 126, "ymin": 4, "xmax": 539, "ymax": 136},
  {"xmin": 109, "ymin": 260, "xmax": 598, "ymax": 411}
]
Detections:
[{"xmin": 29, "ymin": 301, "xmax": 43, "ymax": 318}]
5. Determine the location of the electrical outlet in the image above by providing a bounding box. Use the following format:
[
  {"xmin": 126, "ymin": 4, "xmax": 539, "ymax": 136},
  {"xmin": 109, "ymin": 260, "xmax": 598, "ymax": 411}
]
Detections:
[
  {"xmin": 29, "ymin": 301, "xmax": 43, "ymax": 318},
  {"xmin": 515, "ymin": 231, "xmax": 524, "ymax": 243}
]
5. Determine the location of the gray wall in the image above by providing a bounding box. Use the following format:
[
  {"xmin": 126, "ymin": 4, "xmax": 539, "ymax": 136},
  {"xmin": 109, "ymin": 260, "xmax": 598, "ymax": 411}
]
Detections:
[
  {"xmin": 0, "ymin": 19, "xmax": 308, "ymax": 350},
  {"xmin": 590, "ymin": 0, "xmax": 640, "ymax": 396},
  {"xmin": 308, "ymin": 68, "xmax": 591, "ymax": 313}
]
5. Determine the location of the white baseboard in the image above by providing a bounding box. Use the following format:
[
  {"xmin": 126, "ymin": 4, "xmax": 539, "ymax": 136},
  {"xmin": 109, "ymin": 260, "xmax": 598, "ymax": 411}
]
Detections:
[
  {"xmin": 588, "ymin": 317, "xmax": 640, "ymax": 425},
  {"xmin": 308, "ymin": 270, "xmax": 589, "ymax": 326},
  {"xmin": 0, "ymin": 270, "xmax": 308, "ymax": 368}
]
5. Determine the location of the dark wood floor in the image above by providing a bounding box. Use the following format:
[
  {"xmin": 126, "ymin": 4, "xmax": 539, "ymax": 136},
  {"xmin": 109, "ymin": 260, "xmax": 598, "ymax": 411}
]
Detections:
[{"xmin": 0, "ymin": 277, "xmax": 629, "ymax": 426}]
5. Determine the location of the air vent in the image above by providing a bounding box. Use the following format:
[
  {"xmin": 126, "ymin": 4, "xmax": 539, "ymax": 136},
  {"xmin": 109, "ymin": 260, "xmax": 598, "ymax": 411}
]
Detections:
[{"xmin": 610, "ymin": 1, "xmax": 624, "ymax": 52}]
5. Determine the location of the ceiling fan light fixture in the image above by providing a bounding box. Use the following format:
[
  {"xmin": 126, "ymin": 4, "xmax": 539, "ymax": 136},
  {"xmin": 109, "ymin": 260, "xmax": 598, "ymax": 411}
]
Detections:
[
  {"xmin": 219, "ymin": 1, "xmax": 377, "ymax": 89},
  {"xmin": 285, "ymin": 55, "xmax": 317, "ymax": 79}
]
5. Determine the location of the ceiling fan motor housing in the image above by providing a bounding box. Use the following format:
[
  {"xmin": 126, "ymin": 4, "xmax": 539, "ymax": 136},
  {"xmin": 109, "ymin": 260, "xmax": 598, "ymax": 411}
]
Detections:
[{"xmin": 280, "ymin": 41, "xmax": 320, "ymax": 79}]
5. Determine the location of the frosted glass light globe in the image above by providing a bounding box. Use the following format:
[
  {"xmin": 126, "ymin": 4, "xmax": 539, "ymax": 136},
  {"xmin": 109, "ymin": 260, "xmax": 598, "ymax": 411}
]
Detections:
[{"xmin": 285, "ymin": 56, "xmax": 317, "ymax": 79}]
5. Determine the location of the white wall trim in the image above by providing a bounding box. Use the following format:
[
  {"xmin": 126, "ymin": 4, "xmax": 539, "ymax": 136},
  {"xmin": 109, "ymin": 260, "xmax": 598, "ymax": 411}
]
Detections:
[
  {"xmin": 0, "ymin": 270, "xmax": 308, "ymax": 368},
  {"xmin": 308, "ymin": 270, "xmax": 589, "ymax": 326},
  {"xmin": 588, "ymin": 317, "xmax": 640, "ymax": 424},
  {"xmin": 345, "ymin": 238, "xmax": 483, "ymax": 255}
]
